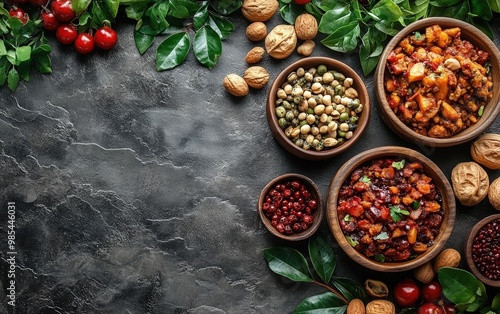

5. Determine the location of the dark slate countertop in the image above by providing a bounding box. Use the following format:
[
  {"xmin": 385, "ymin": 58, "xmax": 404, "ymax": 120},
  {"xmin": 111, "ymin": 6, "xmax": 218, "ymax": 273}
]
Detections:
[{"xmin": 1, "ymin": 9, "xmax": 499, "ymax": 314}]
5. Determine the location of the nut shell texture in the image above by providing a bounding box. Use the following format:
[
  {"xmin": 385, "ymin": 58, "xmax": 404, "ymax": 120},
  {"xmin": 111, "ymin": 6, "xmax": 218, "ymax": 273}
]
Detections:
[
  {"xmin": 451, "ymin": 162, "xmax": 489, "ymax": 206},
  {"xmin": 246, "ymin": 22, "xmax": 267, "ymax": 41},
  {"xmin": 245, "ymin": 47, "xmax": 265, "ymax": 64},
  {"xmin": 347, "ymin": 299, "xmax": 365, "ymax": 314},
  {"xmin": 241, "ymin": 0, "xmax": 278, "ymax": 22},
  {"xmin": 294, "ymin": 13, "xmax": 318, "ymax": 40},
  {"xmin": 365, "ymin": 300, "xmax": 395, "ymax": 314},
  {"xmin": 244, "ymin": 66, "xmax": 270, "ymax": 89},
  {"xmin": 223, "ymin": 74, "xmax": 249, "ymax": 97},
  {"xmin": 265, "ymin": 24, "xmax": 297, "ymax": 59},
  {"xmin": 489, "ymin": 177, "xmax": 500, "ymax": 210},
  {"xmin": 471, "ymin": 133, "xmax": 500, "ymax": 170}
]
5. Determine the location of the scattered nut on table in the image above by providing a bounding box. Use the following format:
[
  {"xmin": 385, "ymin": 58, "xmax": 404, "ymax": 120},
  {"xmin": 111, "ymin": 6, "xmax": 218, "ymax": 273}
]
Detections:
[
  {"xmin": 245, "ymin": 47, "xmax": 265, "ymax": 64},
  {"xmin": 294, "ymin": 13, "xmax": 318, "ymax": 40},
  {"xmin": 488, "ymin": 177, "xmax": 500, "ymax": 210},
  {"xmin": 470, "ymin": 133, "xmax": 500, "ymax": 170},
  {"xmin": 347, "ymin": 298, "xmax": 365, "ymax": 314},
  {"xmin": 243, "ymin": 66, "xmax": 269, "ymax": 89},
  {"xmin": 413, "ymin": 260, "xmax": 435, "ymax": 284},
  {"xmin": 241, "ymin": 0, "xmax": 278, "ymax": 22},
  {"xmin": 365, "ymin": 300, "xmax": 395, "ymax": 314},
  {"xmin": 433, "ymin": 248, "xmax": 461, "ymax": 272},
  {"xmin": 297, "ymin": 40, "xmax": 315, "ymax": 56},
  {"xmin": 223, "ymin": 74, "xmax": 249, "ymax": 97},
  {"xmin": 246, "ymin": 22, "xmax": 267, "ymax": 41},
  {"xmin": 451, "ymin": 161, "xmax": 489, "ymax": 206},
  {"xmin": 265, "ymin": 24, "xmax": 297, "ymax": 59}
]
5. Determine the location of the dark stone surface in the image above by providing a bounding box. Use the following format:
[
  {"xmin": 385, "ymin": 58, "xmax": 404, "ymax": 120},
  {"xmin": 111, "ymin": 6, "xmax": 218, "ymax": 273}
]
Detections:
[{"xmin": 1, "ymin": 8, "xmax": 499, "ymax": 314}]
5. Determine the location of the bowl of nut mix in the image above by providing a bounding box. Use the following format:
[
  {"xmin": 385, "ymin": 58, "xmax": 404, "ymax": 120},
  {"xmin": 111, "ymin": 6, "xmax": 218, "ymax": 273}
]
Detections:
[
  {"xmin": 266, "ymin": 57, "xmax": 370, "ymax": 160},
  {"xmin": 374, "ymin": 17, "xmax": 500, "ymax": 147}
]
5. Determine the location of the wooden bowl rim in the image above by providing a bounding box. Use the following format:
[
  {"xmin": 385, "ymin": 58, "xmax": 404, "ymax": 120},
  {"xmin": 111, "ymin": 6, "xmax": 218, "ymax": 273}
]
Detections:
[
  {"xmin": 258, "ymin": 173, "xmax": 324, "ymax": 241},
  {"xmin": 374, "ymin": 17, "xmax": 500, "ymax": 147},
  {"xmin": 326, "ymin": 146, "xmax": 456, "ymax": 272},
  {"xmin": 266, "ymin": 56, "xmax": 371, "ymax": 160},
  {"xmin": 464, "ymin": 213, "xmax": 500, "ymax": 287}
]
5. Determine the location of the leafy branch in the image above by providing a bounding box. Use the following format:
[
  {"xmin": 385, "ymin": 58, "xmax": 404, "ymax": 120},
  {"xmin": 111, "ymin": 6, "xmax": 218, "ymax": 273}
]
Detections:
[{"xmin": 263, "ymin": 233, "xmax": 368, "ymax": 313}]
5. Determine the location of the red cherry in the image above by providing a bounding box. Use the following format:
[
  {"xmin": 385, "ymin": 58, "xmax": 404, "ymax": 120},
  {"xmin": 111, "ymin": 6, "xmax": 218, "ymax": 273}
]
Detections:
[
  {"xmin": 421, "ymin": 281, "xmax": 442, "ymax": 303},
  {"xmin": 74, "ymin": 33, "xmax": 95, "ymax": 54},
  {"xmin": 94, "ymin": 26, "xmax": 118, "ymax": 50},
  {"xmin": 29, "ymin": 0, "xmax": 50, "ymax": 5},
  {"xmin": 41, "ymin": 11, "xmax": 60, "ymax": 31},
  {"xmin": 418, "ymin": 303, "xmax": 445, "ymax": 314},
  {"xmin": 56, "ymin": 24, "xmax": 78, "ymax": 45},
  {"xmin": 393, "ymin": 279, "xmax": 420, "ymax": 307},
  {"xmin": 51, "ymin": 0, "xmax": 75, "ymax": 22},
  {"xmin": 293, "ymin": 0, "xmax": 311, "ymax": 4},
  {"xmin": 9, "ymin": 8, "xmax": 28, "ymax": 24},
  {"xmin": 442, "ymin": 304, "xmax": 457, "ymax": 314}
]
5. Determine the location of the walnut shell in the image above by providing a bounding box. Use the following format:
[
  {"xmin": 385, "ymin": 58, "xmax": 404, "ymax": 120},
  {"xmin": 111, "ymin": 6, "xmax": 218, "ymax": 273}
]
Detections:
[
  {"xmin": 245, "ymin": 47, "xmax": 265, "ymax": 64},
  {"xmin": 364, "ymin": 279, "xmax": 388, "ymax": 298},
  {"xmin": 347, "ymin": 299, "xmax": 365, "ymax": 314},
  {"xmin": 243, "ymin": 66, "xmax": 269, "ymax": 89},
  {"xmin": 471, "ymin": 133, "xmax": 500, "ymax": 170},
  {"xmin": 294, "ymin": 13, "xmax": 318, "ymax": 40},
  {"xmin": 413, "ymin": 260, "xmax": 435, "ymax": 284},
  {"xmin": 433, "ymin": 248, "xmax": 461, "ymax": 272},
  {"xmin": 265, "ymin": 24, "xmax": 297, "ymax": 59},
  {"xmin": 488, "ymin": 177, "xmax": 500, "ymax": 210},
  {"xmin": 241, "ymin": 0, "xmax": 278, "ymax": 22},
  {"xmin": 223, "ymin": 74, "xmax": 249, "ymax": 97},
  {"xmin": 451, "ymin": 161, "xmax": 489, "ymax": 206},
  {"xmin": 365, "ymin": 300, "xmax": 395, "ymax": 314}
]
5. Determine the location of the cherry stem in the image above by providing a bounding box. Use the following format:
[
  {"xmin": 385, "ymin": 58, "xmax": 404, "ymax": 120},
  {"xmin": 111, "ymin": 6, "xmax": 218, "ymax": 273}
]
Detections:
[{"xmin": 312, "ymin": 280, "xmax": 349, "ymax": 304}]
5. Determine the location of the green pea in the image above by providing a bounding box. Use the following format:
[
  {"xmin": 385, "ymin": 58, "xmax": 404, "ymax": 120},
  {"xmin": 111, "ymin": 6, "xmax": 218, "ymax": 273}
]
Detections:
[
  {"xmin": 338, "ymin": 130, "xmax": 346, "ymax": 137},
  {"xmin": 285, "ymin": 111, "xmax": 294, "ymax": 121},
  {"xmin": 276, "ymin": 106, "xmax": 286, "ymax": 118},
  {"xmin": 334, "ymin": 85, "xmax": 343, "ymax": 95},
  {"xmin": 278, "ymin": 118, "xmax": 288, "ymax": 129},
  {"xmin": 339, "ymin": 112, "xmax": 349, "ymax": 122},
  {"xmin": 282, "ymin": 100, "xmax": 292, "ymax": 110},
  {"xmin": 333, "ymin": 71, "xmax": 345, "ymax": 82},
  {"xmin": 350, "ymin": 116, "xmax": 359, "ymax": 124},
  {"xmin": 317, "ymin": 65, "xmax": 328, "ymax": 75}
]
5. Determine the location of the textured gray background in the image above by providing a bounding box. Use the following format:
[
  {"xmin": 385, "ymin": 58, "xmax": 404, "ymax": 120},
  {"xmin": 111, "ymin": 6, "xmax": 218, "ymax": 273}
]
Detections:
[{"xmin": 1, "ymin": 8, "xmax": 499, "ymax": 314}]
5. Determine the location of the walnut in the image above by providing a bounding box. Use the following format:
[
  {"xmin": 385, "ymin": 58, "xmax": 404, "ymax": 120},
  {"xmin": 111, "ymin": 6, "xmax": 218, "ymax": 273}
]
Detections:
[
  {"xmin": 243, "ymin": 66, "xmax": 269, "ymax": 89},
  {"xmin": 365, "ymin": 300, "xmax": 395, "ymax": 314},
  {"xmin": 433, "ymin": 248, "xmax": 461, "ymax": 272},
  {"xmin": 241, "ymin": 0, "xmax": 278, "ymax": 22},
  {"xmin": 347, "ymin": 299, "xmax": 365, "ymax": 314},
  {"xmin": 297, "ymin": 39, "xmax": 315, "ymax": 56},
  {"xmin": 246, "ymin": 22, "xmax": 267, "ymax": 41},
  {"xmin": 364, "ymin": 279, "xmax": 388, "ymax": 298},
  {"xmin": 294, "ymin": 13, "xmax": 318, "ymax": 40},
  {"xmin": 488, "ymin": 177, "xmax": 500, "ymax": 210},
  {"xmin": 451, "ymin": 161, "xmax": 489, "ymax": 206},
  {"xmin": 245, "ymin": 47, "xmax": 265, "ymax": 64},
  {"xmin": 223, "ymin": 74, "xmax": 249, "ymax": 97},
  {"xmin": 413, "ymin": 260, "xmax": 435, "ymax": 284},
  {"xmin": 471, "ymin": 133, "xmax": 500, "ymax": 170},
  {"xmin": 265, "ymin": 24, "xmax": 297, "ymax": 59}
]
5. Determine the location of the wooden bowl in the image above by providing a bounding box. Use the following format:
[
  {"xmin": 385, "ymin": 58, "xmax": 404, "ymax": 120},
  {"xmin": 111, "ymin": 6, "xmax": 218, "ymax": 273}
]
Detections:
[
  {"xmin": 266, "ymin": 57, "xmax": 370, "ymax": 160},
  {"xmin": 374, "ymin": 17, "xmax": 500, "ymax": 147},
  {"xmin": 326, "ymin": 146, "xmax": 456, "ymax": 272},
  {"xmin": 464, "ymin": 214, "xmax": 500, "ymax": 287},
  {"xmin": 258, "ymin": 173, "xmax": 323, "ymax": 241}
]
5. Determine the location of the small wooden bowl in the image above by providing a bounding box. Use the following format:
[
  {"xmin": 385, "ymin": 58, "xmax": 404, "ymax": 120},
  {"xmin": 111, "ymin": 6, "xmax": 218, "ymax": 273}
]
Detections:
[
  {"xmin": 266, "ymin": 57, "xmax": 370, "ymax": 160},
  {"xmin": 326, "ymin": 146, "xmax": 456, "ymax": 272},
  {"xmin": 374, "ymin": 17, "xmax": 500, "ymax": 147},
  {"xmin": 258, "ymin": 173, "xmax": 323, "ymax": 241},
  {"xmin": 464, "ymin": 214, "xmax": 500, "ymax": 287}
]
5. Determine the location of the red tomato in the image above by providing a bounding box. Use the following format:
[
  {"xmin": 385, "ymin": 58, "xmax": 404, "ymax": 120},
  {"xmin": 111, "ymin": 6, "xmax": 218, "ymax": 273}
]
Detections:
[
  {"xmin": 9, "ymin": 8, "xmax": 28, "ymax": 24},
  {"xmin": 94, "ymin": 26, "xmax": 118, "ymax": 50},
  {"xmin": 421, "ymin": 281, "xmax": 442, "ymax": 303},
  {"xmin": 51, "ymin": 0, "xmax": 75, "ymax": 22},
  {"xmin": 56, "ymin": 24, "xmax": 77, "ymax": 45},
  {"xmin": 418, "ymin": 303, "xmax": 445, "ymax": 314},
  {"xmin": 74, "ymin": 33, "xmax": 95, "ymax": 54},
  {"xmin": 41, "ymin": 11, "xmax": 60, "ymax": 31},
  {"xmin": 394, "ymin": 279, "xmax": 420, "ymax": 307}
]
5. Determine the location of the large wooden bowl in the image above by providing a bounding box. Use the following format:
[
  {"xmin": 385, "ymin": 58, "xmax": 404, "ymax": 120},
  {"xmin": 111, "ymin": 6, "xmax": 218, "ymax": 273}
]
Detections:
[
  {"xmin": 258, "ymin": 173, "xmax": 323, "ymax": 241},
  {"xmin": 374, "ymin": 17, "xmax": 500, "ymax": 147},
  {"xmin": 464, "ymin": 214, "xmax": 500, "ymax": 287},
  {"xmin": 326, "ymin": 146, "xmax": 456, "ymax": 272},
  {"xmin": 266, "ymin": 57, "xmax": 370, "ymax": 160}
]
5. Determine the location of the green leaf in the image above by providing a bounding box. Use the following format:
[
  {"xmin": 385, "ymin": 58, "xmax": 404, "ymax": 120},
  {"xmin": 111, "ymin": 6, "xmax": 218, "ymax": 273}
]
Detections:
[
  {"xmin": 346, "ymin": 236, "xmax": 358, "ymax": 247},
  {"xmin": 0, "ymin": 40, "xmax": 6, "ymax": 56},
  {"xmin": 488, "ymin": 0, "xmax": 500, "ymax": 12},
  {"xmin": 32, "ymin": 44, "xmax": 51, "ymax": 56},
  {"xmin": 410, "ymin": 0, "xmax": 430, "ymax": 20},
  {"xmin": 320, "ymin": 22, "xmax": 359, "ymax": 52},
  {"xmin": 169, "ymin": 0, "xmax": 190, "ymax": 19},
  {"xmin": 156, "ymin": 31, "xmax": 190, "ymax": 71},
  {"xmin": 209, "ymin": 0, "xmax": 242, "ymax": 15},
  {"xmin": 438, "ymin": 267, "xmax": 483, "ymax": 306},
  {"xmin": 33, "ymin": 54, "xmax": 52, "ymax": 74},
  {"xmin": 6, "ymin": 50, "xmax": 16, "ymax": 65},
  {"xmin": 309, "ymin": 234, "xmax": 336, "ymax": 284},
  {"xmin": 429, "ymin": 0, "xmax": 462, "ymax": 7},
  {"xmin": 471, "ymin": 0, "xmax": 493, "ymax": 19},
  {"xmin": 312, "ymin": 0, "xmax": 339, "ymax": 12},
  {"xmin": 390, "ymin": 206, "xmax": 410, "ymax": 222},
  {"xmin": 294, "ymin": 292, "xmax": 347, "ymax": 314},
  {"xmin": 359, "ymin": 175, "xmax": 371, "ymax": 184},
  {"xmin": 318, "ymin": 4, "xmax": 352, "ymax": 34},
  {"xmin": 331, "ymin": 277, "xmax": 368, "ymax": 302},
  {"xmin": 370, "ymin": 0, "xmax": 404, "ymax": 22},
  {"xmin": 90, "ymin": 0, "xmax": 116, "ymax": 28},
  {"xmin": 71, "ymin": 0, "xmax": 92, "ymax": 16},
  {"xmin": 15, "ymin": 46, "xmax": 31, "ymax": 63},
  {"xmin": 193, "ymin": 2, "xmax": 209, "ymax": 30},
  {"xmin": 104, "ymin": 0, "xmax": 121, "ymax": 17},
  {"xmin": 134, "ymin": 29, "xmax": 155, "ymax": 54},
  {"xmin": 374, "ymin": 231, "xmax": 389, "ymax": 240},
  {"xmin": 469, "ymin": 17, "xmax": 493, "ymax": 39},
  {"xmin": 206, "ymin": 13, "xmax": 234, "ymax": 40},
  {"xmin": 146, "ymin": 2, "xmax": 170, "ymax": 32},
  {"xmin": 193, "ymin": 25, "xmax": 222, "ymax": 69},
  {"xmin": 0, "ymin": 57, "xmax": 9, "ymax": 85},
  {"xmin": 279, "ymin": 2, "xmax": 304, "ymax": 25},
  {"xmin": 428, "ymin": 1, "xmax": 469, "ymax": 20},
  {"xmin": 264, "ymin": 247, "xmax": 313, "ymax": 282},
  {"xmin": 492, "ymin": 292, "xmax": 500, "ymax": 310},
  {"xmin": 17, "ymin": 61, "xmax": 30, "ymax": 81},
  {"xmin": 124, "ymin": 2, "xmax": 149, "ymax": 20},
  {"xmin": 359, "ymin": 29, "xmax": 384, "ymax": 76},
  {"xmin": 7, "ymin": 67, "xmax": 19, "ymax": 91}
]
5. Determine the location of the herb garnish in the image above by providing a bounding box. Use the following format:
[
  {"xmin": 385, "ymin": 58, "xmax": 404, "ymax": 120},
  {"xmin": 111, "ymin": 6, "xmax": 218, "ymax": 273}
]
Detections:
[
  {"xmin": 392, "ymin": 159, "xmax": 405, "ymax": 170},
  {"xmin": 390, "ymin": 206, "xmax": 410, "ymax": 222}
]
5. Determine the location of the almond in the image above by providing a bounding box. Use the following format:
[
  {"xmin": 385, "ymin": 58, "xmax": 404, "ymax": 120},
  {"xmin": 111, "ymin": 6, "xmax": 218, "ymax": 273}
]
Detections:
[{"xmin": 245, "ymin": 47, "xmax": 265, "ymax": 64}]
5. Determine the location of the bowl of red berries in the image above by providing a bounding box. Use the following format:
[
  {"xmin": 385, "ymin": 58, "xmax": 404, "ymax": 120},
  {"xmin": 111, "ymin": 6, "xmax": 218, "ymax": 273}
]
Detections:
[
  {"xmin": 258, "ymin": 173, "xmax": 323, "ymax": 241},
  {"xmin": 465, "ymin": 214, "xmax": 500, "ymax": 287}
]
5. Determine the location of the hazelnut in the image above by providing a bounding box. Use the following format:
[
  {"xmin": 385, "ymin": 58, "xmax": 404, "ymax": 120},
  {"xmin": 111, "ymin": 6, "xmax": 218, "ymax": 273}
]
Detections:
[
  {"xmin": 241, "ymin": 0, "xmax": 278, "ymax": 22},
  {"xmin": 294, "ymin": 13, "xmax": 318, "ymax": 40},
  {"xmin": 245, "ymin": 47, "xmax": 265, "ymax": 64},
  {"xmin": 471, "ymin": 133, "xmax": 500, "ymax": 170},
  {"xmin": 365, "ymin": 300, "xmax": 395, "ymax": 314},
  {"xmin": 488, "ymin": 177, "xmax": 500, "ymax": 210},
  {"xmin": 265, "ymin": 24, "xmax": 297, "ymax": 59},
  {"xmin": 243, "ymin": 66, "xmax": 269, "ymax": 89},
  {"xmin": 246, "ymin": 22, "xmax": 267, "ymax": 41},
  {"xmin": 433, "ymin": 248, "xmax": 461, "ymax": 272},
  {"xmin": 223, "ymin": 74, "xmax": 249, "ymax": 97},
  {"xmin": 451, "ymin": 161, "xmax": 489, "ymax": 206}
]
